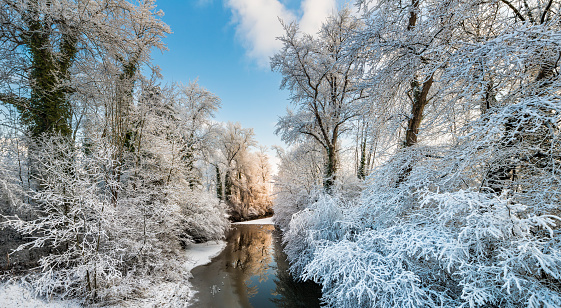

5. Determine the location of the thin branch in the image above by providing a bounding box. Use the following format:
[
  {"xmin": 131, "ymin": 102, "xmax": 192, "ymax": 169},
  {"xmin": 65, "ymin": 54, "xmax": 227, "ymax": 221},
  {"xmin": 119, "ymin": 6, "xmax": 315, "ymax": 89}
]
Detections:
[
  {"xmin": 499, "ymin": 0, "xmax": 526, "ymax": 22},
  {"xmin": 540, "ymin": 0, "xmax": 554, "ymax": 24}
]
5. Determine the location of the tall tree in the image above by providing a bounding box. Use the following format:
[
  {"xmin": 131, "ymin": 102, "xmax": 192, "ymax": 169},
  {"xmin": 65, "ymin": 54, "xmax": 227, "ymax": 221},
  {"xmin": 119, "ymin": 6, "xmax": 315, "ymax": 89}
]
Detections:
[
  {"xmin": 0, "ymin": 0, "xmax": 80, "ymax": 138},
  {"xmin": 354, "ymin": 0, "xmax": 479, "ymax": 184},
  {"xmin": 272, "ymin": 9, "xmax": 367, "ymax": 193}
]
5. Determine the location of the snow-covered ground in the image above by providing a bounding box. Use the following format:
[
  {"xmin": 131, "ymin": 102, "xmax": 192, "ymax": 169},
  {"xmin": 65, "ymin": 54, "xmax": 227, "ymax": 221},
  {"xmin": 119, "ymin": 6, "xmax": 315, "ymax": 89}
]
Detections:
[
  {"xmin": 121, "ymin": 240, "xmax": 227, "ymax": 307},
  {"xmin": 0, "ymin": 240, "xmax": 227, "ymax": 308},
  {"xmin": 232, "ymin": 217, "xmax": 273, "ymax": 225},
  {"xmin": 0, "ymin": 281, "xmax": 80, "ymax": 308},
  {"xmin": 184, "ymin": 240, "xmax": 227, "ymax": 271}
]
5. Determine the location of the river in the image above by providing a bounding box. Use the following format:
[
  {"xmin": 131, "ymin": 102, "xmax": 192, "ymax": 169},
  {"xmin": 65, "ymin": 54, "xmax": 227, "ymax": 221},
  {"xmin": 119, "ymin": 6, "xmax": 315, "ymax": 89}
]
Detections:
[{"xmin": 188, "ymin": 223, "xmax": 322, "ymax": 307}]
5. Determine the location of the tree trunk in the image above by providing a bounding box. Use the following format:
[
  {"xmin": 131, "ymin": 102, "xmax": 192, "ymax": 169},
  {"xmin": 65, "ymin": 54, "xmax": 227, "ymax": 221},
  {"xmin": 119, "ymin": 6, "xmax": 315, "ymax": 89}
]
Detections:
[
  {"xmin": 109, "ymin": 58, "xmax": 139, "ymax": 205},
  {"xmin": 324, "ymin": 145, "xmax": 337, "ymax": 193},
  {"xmin": 404, "ymin": 75, "xmax": 433, "ymax": 148},
  {"xmin": 486, "ymin": 117, "xmax": 519, "ymax": 194},
  {"xmin": 225, "ymin": 170, "xmax": 233, "ymax": 203},
  {"xmin": 394, "ymin": 0, "xmax": 433, "ymax": 185},
  {"xmin": 24, "ymin": 12, "xmax": 76, "ymax": 140},
  {"xmin": 485, "ymin": 57, "xmax": 556, "ymax": 194},
  {"xmin": 216, "ymin": 165, "xmax": 223, "ymax": 200},
  {"xmin": 397, "ymin": 75, "xmax": 433, "ymax": 184},
  {"xmin": 357, "ymin": 136, "xmax": 367, "ymax": 180}
]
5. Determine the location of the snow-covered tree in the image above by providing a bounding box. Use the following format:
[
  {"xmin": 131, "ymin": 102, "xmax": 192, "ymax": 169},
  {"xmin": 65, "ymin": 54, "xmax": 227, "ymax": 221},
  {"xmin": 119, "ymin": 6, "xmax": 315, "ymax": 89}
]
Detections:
[
  {"xmin": 272, "ymin": 9, "xmax": 368, "ymax": 192},
  {"xmin": 0, "ymin": 2, "xmax": 233, "ymax": 304},
  {"xmin": 2, "ymin": 136, "xmax": 123, "ymax": 300},
  {"xmin": 275, "ymin": 2, "xmax": 561, "ymax": 307}
]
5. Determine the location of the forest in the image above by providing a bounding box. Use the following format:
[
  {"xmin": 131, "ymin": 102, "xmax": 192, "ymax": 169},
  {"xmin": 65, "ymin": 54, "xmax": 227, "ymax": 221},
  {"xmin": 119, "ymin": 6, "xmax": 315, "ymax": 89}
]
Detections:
[
  {"xmin": 1, "ymin": 0, "xmax": 561, "ymax": 307},
  {"xmin": 273, "ymin": 0, "xmax": 561, "ymax": 307},
  {"xmin": 0, "ymin": 0, "xmax": 273, "ymax": 305}
]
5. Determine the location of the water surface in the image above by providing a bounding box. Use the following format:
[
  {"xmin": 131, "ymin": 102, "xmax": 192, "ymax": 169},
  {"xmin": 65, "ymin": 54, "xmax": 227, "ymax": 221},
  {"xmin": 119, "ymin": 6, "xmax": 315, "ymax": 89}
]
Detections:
[{"xmin": 188, "ymin": 224, "xmax": 322, "ymax": 307}]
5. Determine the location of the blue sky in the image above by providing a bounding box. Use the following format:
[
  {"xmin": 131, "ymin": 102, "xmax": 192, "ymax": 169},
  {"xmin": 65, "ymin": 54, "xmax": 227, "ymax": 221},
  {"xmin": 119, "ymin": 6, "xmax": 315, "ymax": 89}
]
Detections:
[{"xmin": 150, "ymin": 0, "xmax": 353, "ymax": 156}]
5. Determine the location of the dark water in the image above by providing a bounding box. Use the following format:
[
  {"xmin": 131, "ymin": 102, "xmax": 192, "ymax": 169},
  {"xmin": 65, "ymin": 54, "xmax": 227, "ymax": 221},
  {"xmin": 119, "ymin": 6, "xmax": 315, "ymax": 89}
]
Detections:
[{"xmin": 188, "ymin": 224, "xmax": 322, "ymax": 308}]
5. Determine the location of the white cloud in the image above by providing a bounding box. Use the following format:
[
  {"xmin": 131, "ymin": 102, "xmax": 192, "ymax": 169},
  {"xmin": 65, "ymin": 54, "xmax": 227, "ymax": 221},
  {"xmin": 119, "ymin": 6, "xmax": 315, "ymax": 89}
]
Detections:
[
  {"xmin": 226, "ymin": 0, "xmax": 297, "ymax": 67},
  {"xmin": 299, "ymin": 0, "xmax": 336, "ymax": 35},
  {"xmin": 225, "ymin": 0, "xmax": 351, "ymax": 68}
]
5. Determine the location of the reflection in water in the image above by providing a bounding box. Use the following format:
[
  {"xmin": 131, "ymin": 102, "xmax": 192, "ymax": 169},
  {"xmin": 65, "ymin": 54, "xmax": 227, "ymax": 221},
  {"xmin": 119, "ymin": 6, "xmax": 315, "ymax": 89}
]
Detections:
[
  {"xmin": 188, "ymin": 224, "xmax": 322, "ymax": 308},
  {"xmin": 271, "ymin": 228, "xmax": 323, "ymax": 307},
  {"xmin": 227, "ymin": 224, "xmax": 275, "ymax": 307}
]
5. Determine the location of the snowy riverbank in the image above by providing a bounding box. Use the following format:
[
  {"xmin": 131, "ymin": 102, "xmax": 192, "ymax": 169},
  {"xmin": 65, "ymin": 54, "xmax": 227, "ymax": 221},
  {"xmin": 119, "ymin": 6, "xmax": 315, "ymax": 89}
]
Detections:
[
  {"xmin": 185, "ymin": 240, "xmax": 227, "ymax": 271},
  {"xmin": 121, "ymin": 240, "xmax": 227, "ymax": 307},
  {"xmin": 232, "ymin": 217, "xmax": 273, "ymax": 225},
  {"xmin": 0, "ymin": 220, "xmax": 280, "ymax": 307},
  {"xmin": 0, "ymin": 240, "xmax": 227, "ymax": 308}
]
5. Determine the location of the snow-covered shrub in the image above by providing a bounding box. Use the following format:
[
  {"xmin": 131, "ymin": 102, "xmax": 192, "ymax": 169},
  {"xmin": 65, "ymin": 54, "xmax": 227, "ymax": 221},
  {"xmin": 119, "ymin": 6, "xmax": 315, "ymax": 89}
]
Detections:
[
  {"xmin": 283, "ymin": 193, "xmax": 351, "ymax": 277},
  {"xmin": 273, "ymin": 186, "xmax": 321, "ymax": 231},
  {"xmin": 272, "ymin": 143, "xmax": 324, "ymax": 230},
  {"xmin": 280, "ymin": 94, "xmax": 561, "ymax": 307},
  {"xmin": 301, "ymin": 229, "xmax": 454, "ymax": 308},
  {"xmin": 0, "ymin": 134, "xmax": 35, "ymax": 271},
  {"xmin": 110, "ymin": 190, "xmax": 188, "ymax": 300},
  {"xmin": 0, "ymin": 132, "xmax": 28, "ymax": 217},
  {"xmin": 1, "ymin": 136, "xmax": 200, "ymax": 303},
  {"xmin": 174, "ymin": 187, "xmax": 229, "ymax": 243},
  {"xmin": 422, "ymin": 191, "xmax": 561, "ymax": 308},
  {"xmin": 2, "ymin": 136, "xmax": 122, "ymax": 300},
  {"xmin": 296, "ymin": 186, "xmax": 561, "ymax": 307}
]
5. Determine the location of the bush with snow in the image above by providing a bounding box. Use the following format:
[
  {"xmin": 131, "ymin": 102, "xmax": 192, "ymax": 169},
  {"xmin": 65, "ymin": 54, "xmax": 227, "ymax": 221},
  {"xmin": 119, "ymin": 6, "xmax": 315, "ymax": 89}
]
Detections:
[
  {"xmin": 297, "ymin": 187, "xmax": 561, "ymax": 307},
  {"xmin": 1, "ymin": 136, "xmax": 124, "ymax": 300},
  {"xmin": 1, "ymin": 135, "xmax": 228, "ymax": 303},
  {"xmin": 279, "ymin": 100, "xmax": 561, "ymax": 307},
  {"xmin": 283, "ymin": 194, "xmax": 349, "ymax": 277},
  {"xmin": 175, "ymin": 187, "xmax": 229, "ymax": 243}
]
